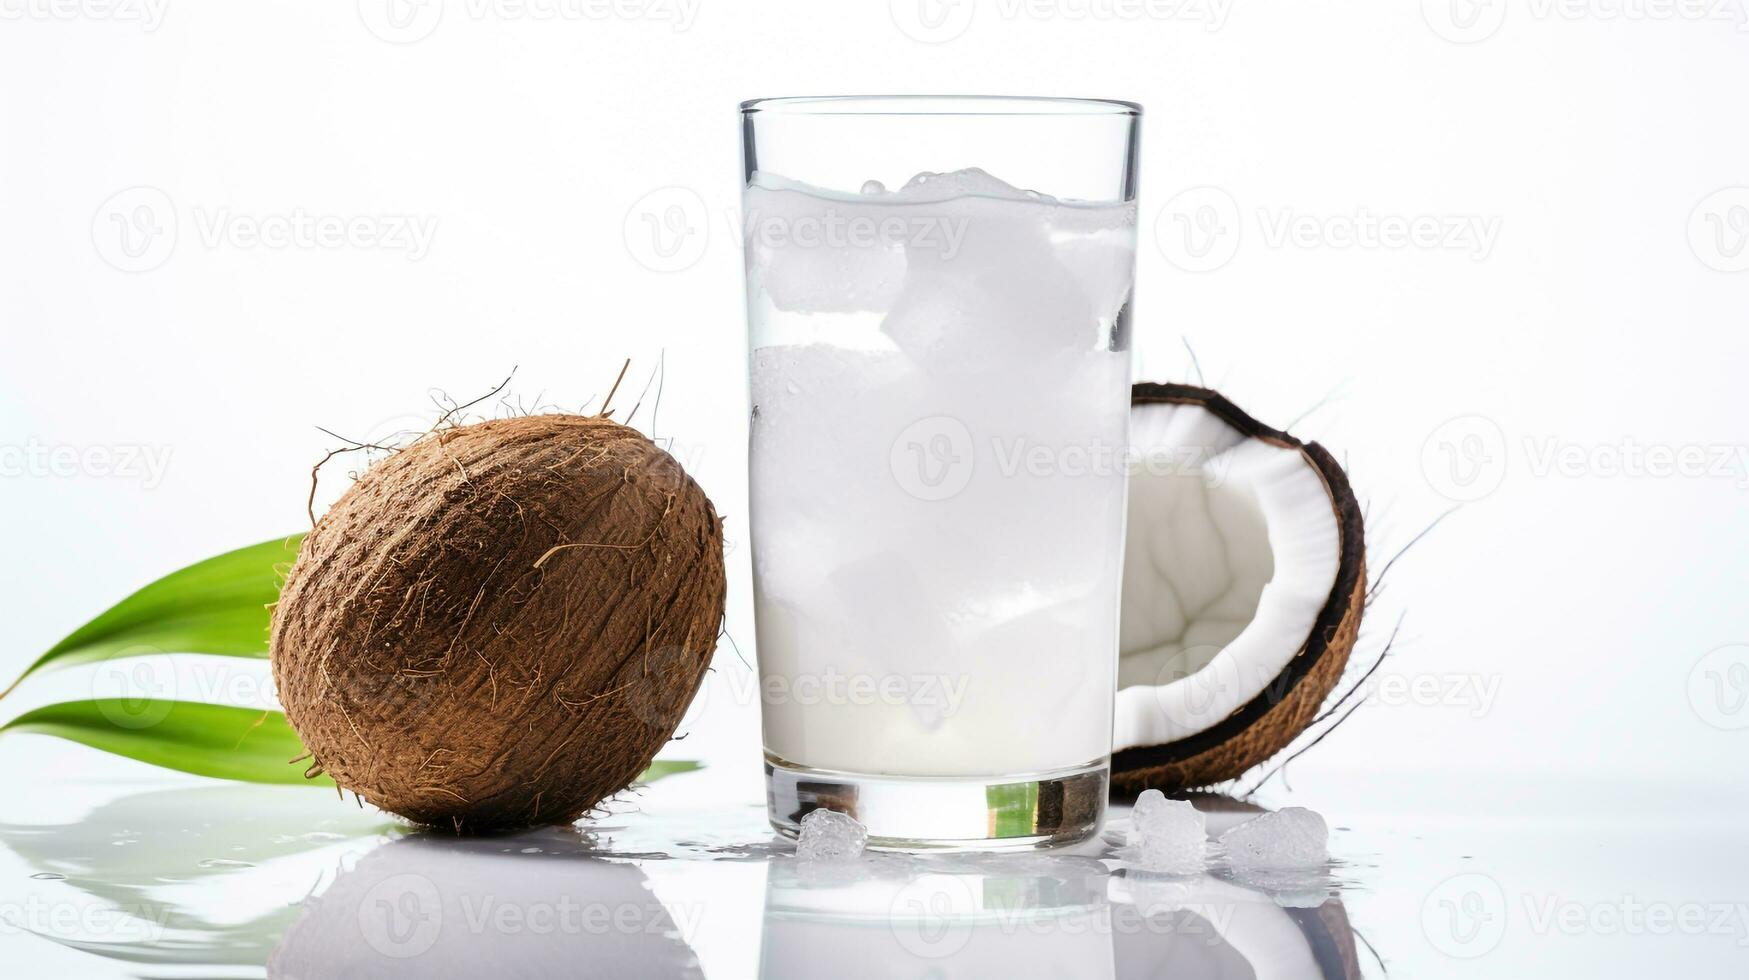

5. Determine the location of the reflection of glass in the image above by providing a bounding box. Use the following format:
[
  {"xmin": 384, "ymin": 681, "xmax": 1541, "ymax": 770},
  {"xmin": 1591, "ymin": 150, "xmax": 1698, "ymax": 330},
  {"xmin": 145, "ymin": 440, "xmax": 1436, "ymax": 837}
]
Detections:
[
  {"xmin": 762, "ymin": 852, "xmax": 1114, "ymax": 978},
  {"xmin": 742, "ymin": 96, "xmax": 1142, "ymax": 848}
]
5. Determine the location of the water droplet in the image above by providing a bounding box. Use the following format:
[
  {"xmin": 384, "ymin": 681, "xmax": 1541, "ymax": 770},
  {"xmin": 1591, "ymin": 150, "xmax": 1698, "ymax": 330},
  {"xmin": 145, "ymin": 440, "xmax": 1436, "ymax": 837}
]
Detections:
[
  {"xmin": 859, "ymin": 179, "xmax": 886, "ymax": 195},
  {"xmin": 519, "ymin": 847, "xmax": 542, "ymax": 854},
  {"xmin": 30, "ymin": 873, "xmax": 66, "ymax": 881},
  {"xmin": 198, "ymin": 858, "xmax": 255, "ymax": 870}
]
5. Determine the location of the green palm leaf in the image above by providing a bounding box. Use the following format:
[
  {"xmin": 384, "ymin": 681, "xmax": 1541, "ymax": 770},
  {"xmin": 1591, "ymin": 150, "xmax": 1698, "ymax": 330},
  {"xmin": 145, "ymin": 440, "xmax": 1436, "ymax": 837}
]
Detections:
[
  {"xmin": 0, "ymin": 699, "xmax": 701, "ymax": 789},
  {"xmin": 0, "ymin": 534, "xmax": 304, "ymax": 699},
  {"xmin": 0, "ymin": 700, "xmax": 331, "ymax": 786},
  {"xmin": 637, "ymin": 760, "xmax": 702, "ymax": 782}
]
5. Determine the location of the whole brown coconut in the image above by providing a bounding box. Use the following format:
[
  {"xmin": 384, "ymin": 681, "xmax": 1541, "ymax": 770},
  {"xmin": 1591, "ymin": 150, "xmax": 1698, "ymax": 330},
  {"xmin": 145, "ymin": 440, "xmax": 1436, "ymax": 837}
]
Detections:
[{"xmin": 271, "ymin": 414, "xmax": 724, "ymax": 832}]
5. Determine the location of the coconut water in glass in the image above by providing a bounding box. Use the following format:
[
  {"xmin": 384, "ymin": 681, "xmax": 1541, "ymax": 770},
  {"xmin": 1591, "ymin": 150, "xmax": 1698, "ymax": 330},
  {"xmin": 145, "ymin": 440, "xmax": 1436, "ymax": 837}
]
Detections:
[{"xmin": 742, "ymin": 96, "xmax": 1140, "ymax": 848}]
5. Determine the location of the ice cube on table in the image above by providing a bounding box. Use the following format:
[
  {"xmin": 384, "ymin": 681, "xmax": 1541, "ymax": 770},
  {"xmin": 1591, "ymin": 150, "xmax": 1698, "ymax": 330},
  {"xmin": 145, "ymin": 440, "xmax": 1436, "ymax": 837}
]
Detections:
[
  {"xmin": 1126, "ymin": 789, "xmax": 1207, "ymax": 873},
  {"xmin": 796, "ymin": 809, "xmax": 868, "ymax": 862},
  {"xmin": 1218, "ymin": 806, "xmax": 1329, "ymax": 869}
]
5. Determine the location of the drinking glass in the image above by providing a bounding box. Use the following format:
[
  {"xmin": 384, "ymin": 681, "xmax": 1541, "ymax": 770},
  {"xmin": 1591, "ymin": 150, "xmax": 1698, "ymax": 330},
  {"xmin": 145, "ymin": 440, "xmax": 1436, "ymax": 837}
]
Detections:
[{"xmin": 742, "ymin": 95, "xmax": 1140, "ymax": 848}]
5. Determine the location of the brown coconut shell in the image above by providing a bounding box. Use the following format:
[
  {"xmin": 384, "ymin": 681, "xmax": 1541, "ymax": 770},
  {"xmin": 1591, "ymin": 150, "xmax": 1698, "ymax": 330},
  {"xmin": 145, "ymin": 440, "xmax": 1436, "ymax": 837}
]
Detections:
[
  {"xmin": 271, "ymin": 414, "xmax": 724, "ymax": 832},
  {"xmin": 1112, "ymin": 383, "xmax": 1365, "ymax": 796}
]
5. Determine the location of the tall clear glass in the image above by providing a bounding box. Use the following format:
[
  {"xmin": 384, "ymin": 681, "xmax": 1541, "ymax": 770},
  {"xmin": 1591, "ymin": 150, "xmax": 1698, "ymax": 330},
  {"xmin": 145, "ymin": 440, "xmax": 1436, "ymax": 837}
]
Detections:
[{"xmin": 742, "ymin": 96, "xmax": 1140, "ymax": 848}]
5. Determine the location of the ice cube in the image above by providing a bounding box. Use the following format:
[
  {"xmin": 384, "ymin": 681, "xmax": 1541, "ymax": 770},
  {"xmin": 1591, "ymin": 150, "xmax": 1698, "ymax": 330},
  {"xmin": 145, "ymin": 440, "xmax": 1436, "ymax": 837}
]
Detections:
[
  {"xmin": 898, "ymin": 167, "xmax": 1044, "ymax": 203},
  {"xmin": 796, "ymin": 809, "xmax": 868, "ymax": 862},
  {"xmin": 1047, "ymin": 222, "xmax": 1136, "ymax": 327},
  {"xmin": 743, "ymin": 180, "xmax": 905, "ymax": 314},
  {"xmin": 878, "ymin": 220, "xmax": 1096, "ymax": 368},
  {"xmin": 1126, "ymin": 790, "xmax": 1206, "ymax": 873},
  {"xmin": 1218, "ymin": 807, "xmax": 1328, "ymax": 869}
]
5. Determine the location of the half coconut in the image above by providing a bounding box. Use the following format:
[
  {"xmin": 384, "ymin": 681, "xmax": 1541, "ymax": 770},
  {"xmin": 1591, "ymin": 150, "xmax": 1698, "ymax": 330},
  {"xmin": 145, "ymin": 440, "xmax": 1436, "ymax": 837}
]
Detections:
[{"xmin": 1114, "ymin": 383, "xmax": 1366, "ymax": 794}]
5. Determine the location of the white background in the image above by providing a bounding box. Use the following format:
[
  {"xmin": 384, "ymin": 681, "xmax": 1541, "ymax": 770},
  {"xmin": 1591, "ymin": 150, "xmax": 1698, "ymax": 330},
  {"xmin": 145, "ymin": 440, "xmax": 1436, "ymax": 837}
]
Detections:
[{"xmin": 2, "ymin": 0, "xmax": 1747, "ymax": 835}]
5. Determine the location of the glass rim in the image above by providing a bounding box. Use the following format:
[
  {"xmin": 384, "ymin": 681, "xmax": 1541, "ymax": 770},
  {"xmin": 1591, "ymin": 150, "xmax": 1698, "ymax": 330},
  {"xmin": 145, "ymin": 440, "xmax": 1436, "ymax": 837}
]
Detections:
[{"xmin": 740, "ymin": 95, "xmax": 1142, "ymax": 117}]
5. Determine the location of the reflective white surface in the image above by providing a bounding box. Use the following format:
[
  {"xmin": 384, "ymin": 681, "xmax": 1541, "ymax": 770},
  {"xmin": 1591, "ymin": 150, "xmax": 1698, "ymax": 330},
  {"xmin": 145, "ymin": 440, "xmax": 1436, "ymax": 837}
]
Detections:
[{"xmin": 3, "ymin": 742, "xmax": 1744, "ymax": 978}]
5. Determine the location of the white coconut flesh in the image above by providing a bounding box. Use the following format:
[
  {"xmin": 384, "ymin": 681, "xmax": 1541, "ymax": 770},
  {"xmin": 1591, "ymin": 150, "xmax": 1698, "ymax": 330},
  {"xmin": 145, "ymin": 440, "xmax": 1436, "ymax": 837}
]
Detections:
[{"xmin": 1113, "ymin": 398, "xmax": 1344, "ymax": 753}]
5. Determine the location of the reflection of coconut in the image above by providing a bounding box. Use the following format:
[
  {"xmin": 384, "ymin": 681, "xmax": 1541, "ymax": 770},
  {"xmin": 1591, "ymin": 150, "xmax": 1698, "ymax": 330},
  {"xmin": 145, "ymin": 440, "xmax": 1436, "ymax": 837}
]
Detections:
[
  {"xmin": 1115, "ymin": 384, "xmax": 1366, "ymax": 793},
  {"xmin": 268, "ymin": 829, "xmax": 703, "ymax": 979},
  {"xmin": 0, "ymin": 785, "xmax": 388, "ymax": 971},
  {"xmin": 1112, "ymin": 906, "xmax": 1256, "ymax": 979},
  {"xmin": 1111, "ymin": 874, "xmax": 1360, "ymax": 980}
]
